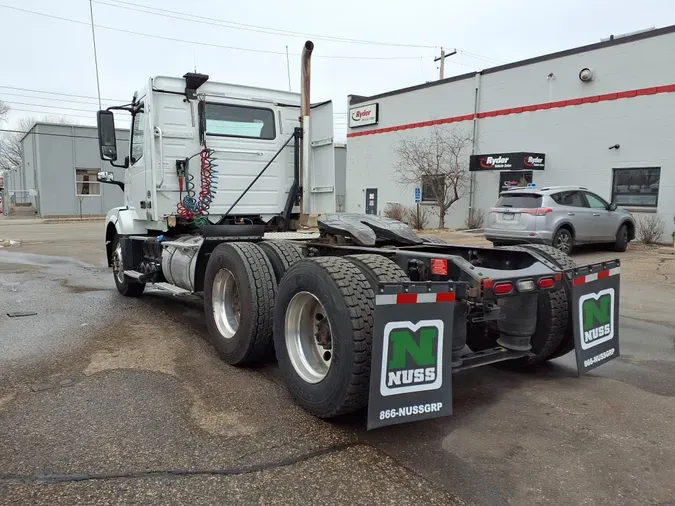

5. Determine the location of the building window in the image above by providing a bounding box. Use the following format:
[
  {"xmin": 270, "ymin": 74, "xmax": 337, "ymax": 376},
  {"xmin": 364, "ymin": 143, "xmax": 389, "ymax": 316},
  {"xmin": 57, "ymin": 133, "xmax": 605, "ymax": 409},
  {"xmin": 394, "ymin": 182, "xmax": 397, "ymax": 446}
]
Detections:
[
  {"xmin": 611, "ymin": 168, "xmax": 660, "ymax": 207},
  {"xmin": 131, "ymin": 105, "xmax": 145, "ymax": 165},
  {"xmin": 76, "ymin": 169, "xmax": 101, "ymax": 196},
  {"xmin": 421, "ymin": 174, "xmax": 444, "ymax": 202},
  {"xmin": 204, "ymin": 103, "xmax": 276, "ymax": 140}
]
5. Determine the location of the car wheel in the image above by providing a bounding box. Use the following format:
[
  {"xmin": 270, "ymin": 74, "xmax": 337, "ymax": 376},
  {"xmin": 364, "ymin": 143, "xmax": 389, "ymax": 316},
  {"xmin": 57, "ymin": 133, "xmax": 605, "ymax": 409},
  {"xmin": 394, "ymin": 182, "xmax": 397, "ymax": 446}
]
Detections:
[
  {"xmin": 552, "ymin": 228, "xmax": 573, "ymax": 255},
  {"xmin": 613, "ymin": 224, "xmax": 629, "ymax": 253}
]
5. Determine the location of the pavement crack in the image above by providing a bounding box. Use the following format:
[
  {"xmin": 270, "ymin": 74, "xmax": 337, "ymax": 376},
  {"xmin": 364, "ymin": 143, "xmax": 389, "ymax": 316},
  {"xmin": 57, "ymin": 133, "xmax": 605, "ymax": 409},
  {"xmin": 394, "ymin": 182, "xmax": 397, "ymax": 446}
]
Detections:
[{"xmin": 0, "ymin": 443, "xmax": 362, "ymax": 486}]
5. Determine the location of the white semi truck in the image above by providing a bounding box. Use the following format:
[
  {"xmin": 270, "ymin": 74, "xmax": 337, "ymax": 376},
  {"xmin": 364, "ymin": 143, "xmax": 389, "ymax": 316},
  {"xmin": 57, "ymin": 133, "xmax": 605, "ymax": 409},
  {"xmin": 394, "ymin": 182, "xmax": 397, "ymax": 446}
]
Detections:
[{"xmin": 96, "ymin": 41, "xmax": 622, "ymax": 429}]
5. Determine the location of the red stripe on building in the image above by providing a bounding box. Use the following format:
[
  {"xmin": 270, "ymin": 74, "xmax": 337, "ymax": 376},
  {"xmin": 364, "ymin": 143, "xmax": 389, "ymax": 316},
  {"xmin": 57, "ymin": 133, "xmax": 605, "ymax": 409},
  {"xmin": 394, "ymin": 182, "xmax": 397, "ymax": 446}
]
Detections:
[{"xmin": 347, "ymin": 83, "xmax": 675, "ymax": 138}]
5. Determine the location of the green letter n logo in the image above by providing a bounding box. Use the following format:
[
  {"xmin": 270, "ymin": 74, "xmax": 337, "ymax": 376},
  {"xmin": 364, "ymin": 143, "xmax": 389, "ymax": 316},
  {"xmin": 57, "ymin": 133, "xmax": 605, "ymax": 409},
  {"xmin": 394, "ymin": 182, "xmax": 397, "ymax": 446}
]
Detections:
[
  {"xmin": 388, "ymin": 328, "xmax": 437, "ymax": 369},
  {"xmin": 582, "ymin": 295, "xmax": 611, "ymax": 331},
  {"xmin": 578, "ymin": 289, "xmax": 615, "ymax": 351},
  {"xmin": 380, "ymin": 320, "xmax": 444, "ymax": 397}
]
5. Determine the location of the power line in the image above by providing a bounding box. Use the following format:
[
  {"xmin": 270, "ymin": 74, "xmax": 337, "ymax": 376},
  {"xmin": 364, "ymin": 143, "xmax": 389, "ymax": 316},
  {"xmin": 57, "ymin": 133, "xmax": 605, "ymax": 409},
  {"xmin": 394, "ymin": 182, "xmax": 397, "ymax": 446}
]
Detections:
[
  {"xmin": 0, "ymin": 5, "xmax": 432, "ymax": 60},
  {"xmin": 0, "ymin": 91, "xmax": 116, "ymax": 107},
  {"xmin": 7, "ymin": 108, "xmax": 103, "ymax": 120},
  {"xmin": 94, "ymin": 0, "xmax": 438, "ymax": 49},
  {"xmin": 0, "ymin": 84, "xmax": 125, "ymax": 103},
  {"xmin": 0, "ymin": 128, "xmax": 129, "ymax": 139},
  {"xmin": 4, "ymin": 101, "xmax": 100, "ymax": 114}
]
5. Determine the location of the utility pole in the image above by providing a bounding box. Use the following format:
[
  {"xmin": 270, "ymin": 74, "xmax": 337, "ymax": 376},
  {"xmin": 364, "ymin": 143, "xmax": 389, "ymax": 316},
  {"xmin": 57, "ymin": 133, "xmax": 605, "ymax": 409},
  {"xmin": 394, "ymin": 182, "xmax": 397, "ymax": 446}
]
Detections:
[{"xmin": 434, "ymin": 47, "xmax": 457, "ymax": 80}]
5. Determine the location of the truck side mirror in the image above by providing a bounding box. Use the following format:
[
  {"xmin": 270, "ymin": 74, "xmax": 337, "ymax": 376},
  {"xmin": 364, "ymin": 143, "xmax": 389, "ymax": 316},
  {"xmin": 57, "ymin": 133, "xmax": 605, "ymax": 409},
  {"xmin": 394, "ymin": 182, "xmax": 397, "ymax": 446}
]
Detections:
[
  {"xmin": 609, "ymin": 203, "xmax": 617, "ymax": 211},
  {"xmin": 97, "ymin": 171, "xmax": 114, "ymax": 182},
  {"xmin": 97, "ymin": 110, "xmax": 118, "ymax": 161}
]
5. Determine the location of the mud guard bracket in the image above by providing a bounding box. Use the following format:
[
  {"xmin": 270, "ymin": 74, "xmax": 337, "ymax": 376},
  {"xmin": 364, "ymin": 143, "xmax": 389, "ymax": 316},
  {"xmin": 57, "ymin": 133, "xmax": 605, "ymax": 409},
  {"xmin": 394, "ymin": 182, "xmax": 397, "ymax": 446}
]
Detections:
[{"xmin": 565, "ymin": 259, "xmax": 621, "ymax": 375}]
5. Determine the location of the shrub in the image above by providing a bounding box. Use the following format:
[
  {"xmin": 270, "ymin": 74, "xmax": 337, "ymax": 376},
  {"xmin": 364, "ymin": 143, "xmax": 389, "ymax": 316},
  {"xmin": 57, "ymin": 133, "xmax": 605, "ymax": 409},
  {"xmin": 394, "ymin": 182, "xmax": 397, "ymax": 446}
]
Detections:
[
  {"xmin": 406, "ymin": 205, "xmax": 430, "ymax": 230},
  {"xmin": 636, "ymin": 214, "xmax": 665, "ymax": 245},
  {"xmin": 464, "ymin": 208, "xmax": 485, "ymax": 230},
  {"xmin": 383, "ymin": 203, "xmax": 406, "ymax": 222}
]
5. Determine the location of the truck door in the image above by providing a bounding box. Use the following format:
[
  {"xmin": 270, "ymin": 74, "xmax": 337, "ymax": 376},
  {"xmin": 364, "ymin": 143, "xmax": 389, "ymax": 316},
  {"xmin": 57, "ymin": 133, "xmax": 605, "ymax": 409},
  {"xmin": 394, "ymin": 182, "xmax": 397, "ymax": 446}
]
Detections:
[
  {"xmin": 307, "ymin": 101, "xmax": 336, "ymax": 215},
  {"xmin": 128, "ymin": 101, "xmax": 150, "ymax": 220}
]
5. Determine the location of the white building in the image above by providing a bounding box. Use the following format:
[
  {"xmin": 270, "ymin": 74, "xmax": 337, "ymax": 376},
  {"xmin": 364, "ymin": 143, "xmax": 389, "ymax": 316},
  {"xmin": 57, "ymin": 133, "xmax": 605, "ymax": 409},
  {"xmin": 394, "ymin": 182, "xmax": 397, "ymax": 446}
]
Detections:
[{"xmin": 346, "ymin": 26, "xmax": 675, "ymax": 241}]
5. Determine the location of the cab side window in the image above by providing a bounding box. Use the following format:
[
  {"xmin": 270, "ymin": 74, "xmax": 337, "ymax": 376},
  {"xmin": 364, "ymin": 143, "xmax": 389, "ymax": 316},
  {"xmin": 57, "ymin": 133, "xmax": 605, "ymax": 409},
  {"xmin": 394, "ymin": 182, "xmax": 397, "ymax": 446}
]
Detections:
[{"xmin": 131, "ymin": 105, "xmax": 145, "ymax": 165}]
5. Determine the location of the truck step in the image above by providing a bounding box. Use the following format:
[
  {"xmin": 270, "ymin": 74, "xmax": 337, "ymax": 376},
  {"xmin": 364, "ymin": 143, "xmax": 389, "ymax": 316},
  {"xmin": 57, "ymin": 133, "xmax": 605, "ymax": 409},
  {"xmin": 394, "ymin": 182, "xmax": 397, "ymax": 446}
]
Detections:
[
  {"xmin": 152, "ymin": 282, "xmax": 191, "ymax": 296},
  {"xmin": 124, "ymin": 270, "xmax": 145, "ymax": 280}
]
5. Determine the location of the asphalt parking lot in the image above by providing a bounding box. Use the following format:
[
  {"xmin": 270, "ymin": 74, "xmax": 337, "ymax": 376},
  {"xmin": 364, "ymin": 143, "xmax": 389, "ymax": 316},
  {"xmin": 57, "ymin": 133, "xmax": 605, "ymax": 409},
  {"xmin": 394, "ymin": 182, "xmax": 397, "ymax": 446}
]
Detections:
[{"xmin": 2, "ymin": 220, "xmax": 675, "ymax": 505}]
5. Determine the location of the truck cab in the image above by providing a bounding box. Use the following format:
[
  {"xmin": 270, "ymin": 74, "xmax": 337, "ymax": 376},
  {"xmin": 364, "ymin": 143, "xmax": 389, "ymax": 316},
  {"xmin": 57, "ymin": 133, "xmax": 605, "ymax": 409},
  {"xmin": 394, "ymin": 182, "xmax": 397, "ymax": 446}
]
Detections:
[{"xmin": 97, "ymin": 69, "xmax": 335, "ymax": 236}]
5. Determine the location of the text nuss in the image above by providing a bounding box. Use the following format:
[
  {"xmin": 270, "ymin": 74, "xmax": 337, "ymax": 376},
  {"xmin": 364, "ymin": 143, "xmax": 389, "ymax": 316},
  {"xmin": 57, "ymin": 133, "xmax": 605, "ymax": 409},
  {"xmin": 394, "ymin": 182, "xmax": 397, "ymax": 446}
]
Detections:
[{"xmin": 387, "ymin": 368, "xmax": 436, "ymax": 387}]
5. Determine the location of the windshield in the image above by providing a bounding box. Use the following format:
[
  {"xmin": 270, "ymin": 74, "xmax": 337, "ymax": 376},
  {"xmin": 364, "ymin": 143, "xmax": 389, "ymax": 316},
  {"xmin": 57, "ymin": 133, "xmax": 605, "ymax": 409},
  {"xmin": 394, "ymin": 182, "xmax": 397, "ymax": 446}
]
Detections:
[{"xmin": 495, "ymin": 193, "xmax": 542, "ymax": 208}]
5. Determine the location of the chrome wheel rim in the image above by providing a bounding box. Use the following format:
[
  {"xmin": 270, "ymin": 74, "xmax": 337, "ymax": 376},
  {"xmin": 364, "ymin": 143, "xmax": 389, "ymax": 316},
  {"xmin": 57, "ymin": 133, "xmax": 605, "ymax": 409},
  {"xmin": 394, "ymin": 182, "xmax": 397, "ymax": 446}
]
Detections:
[
  {"xmin": 285, "ymin": 292, "xmax": 332, "ymax": 384},
  {"xmin": 113, "ymin": 243, "xmax": 124, "ymax": 284},
  {"xmin": 556, "ymin": 233, "xmax": 571, "ymax": 252},
  {"xmin": 212, "ymin": 269, "xmax": 240, "ymax": 339}
]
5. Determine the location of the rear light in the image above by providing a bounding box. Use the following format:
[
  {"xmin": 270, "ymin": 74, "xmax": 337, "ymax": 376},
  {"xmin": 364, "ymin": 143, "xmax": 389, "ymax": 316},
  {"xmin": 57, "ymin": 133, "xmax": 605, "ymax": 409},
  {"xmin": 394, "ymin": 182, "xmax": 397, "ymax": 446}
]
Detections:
[
  {"xmin": 516, "ymin": 279, "xmax": 536, "ymax": 292},
  {"xmin": 538, "ymin": 277, "xmax": 555, "ymax": 289},
  {"xmin": 431, "ymin": 258, "xmax": 448, "ymax": 276},
  {"xmin": 520, "ymin": 208, "xmax": 553, "ymax": 216},
  {"xmin": 482, "ymin": 279, "xmax": 494, "ymax": 290},
  {"xmin": 493, "ymin": 282, "xmax": 513, "ymax": 295}
]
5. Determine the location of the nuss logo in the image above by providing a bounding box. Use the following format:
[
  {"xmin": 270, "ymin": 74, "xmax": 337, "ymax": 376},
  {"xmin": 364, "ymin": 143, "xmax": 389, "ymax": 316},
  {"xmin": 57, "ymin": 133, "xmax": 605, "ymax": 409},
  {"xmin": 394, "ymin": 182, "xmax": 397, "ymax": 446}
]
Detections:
[
  {"xmin": 579, "ymin": 288, "xmax": 615, "ymax": 350},
  {"xmin": 380, "ymin": 320, "xmax": 444, "ymax": 397}
]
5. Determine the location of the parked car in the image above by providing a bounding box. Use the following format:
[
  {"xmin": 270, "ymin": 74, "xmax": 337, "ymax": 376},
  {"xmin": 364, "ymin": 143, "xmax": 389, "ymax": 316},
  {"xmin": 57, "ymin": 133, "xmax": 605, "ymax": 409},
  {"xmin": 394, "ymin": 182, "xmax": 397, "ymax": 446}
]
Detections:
[{"xmin": 485, "ymin": 186, "xmax": 635, "ymax": 254}]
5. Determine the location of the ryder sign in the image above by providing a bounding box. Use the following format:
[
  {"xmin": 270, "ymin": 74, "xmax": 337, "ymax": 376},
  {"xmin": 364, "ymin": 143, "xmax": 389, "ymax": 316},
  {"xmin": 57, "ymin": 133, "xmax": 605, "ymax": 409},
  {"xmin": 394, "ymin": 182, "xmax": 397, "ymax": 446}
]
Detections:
[
  {"xmin": 349, "ymin": 103, "xmax": 379, "ymax": 128},
  {"xmin": 469, "ymin": 152, "xmax": 546, "ymax": 171}
]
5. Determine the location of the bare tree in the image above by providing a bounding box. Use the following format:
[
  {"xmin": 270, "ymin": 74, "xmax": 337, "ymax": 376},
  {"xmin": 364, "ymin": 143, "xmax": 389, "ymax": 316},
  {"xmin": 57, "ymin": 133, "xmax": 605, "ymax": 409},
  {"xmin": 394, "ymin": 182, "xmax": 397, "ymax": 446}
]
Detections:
[
  {"xmin": 0, "ymin": 100, "xmax": 8, "ymax": 122},
  {"xmin": 393, "ymin": 125, "xmax": 473, "ymax": 228}
]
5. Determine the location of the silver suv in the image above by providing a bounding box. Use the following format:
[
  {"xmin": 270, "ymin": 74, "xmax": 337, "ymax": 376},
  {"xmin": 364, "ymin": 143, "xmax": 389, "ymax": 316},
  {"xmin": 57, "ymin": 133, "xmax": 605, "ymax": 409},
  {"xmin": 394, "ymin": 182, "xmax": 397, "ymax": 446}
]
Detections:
[{"xmin": 485, "ymin": 186, "xmax": 635, "ymax": 254}]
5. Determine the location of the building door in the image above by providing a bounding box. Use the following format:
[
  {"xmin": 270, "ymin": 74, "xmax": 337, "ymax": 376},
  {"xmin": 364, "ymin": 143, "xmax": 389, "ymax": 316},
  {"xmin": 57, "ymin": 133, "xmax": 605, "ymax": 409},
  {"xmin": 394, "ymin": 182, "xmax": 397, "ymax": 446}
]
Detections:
[{"xmin": 365, "ymin": 188, "xmax": 378, "ymax": 215}]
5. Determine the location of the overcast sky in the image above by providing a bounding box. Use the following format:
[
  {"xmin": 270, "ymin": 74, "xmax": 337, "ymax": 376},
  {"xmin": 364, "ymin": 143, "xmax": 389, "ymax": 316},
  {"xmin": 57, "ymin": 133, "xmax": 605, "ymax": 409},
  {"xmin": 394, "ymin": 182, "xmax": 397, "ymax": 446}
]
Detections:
[{"xmin": 1, "ymin": 0, "xmax": 674, "ymax": 140}]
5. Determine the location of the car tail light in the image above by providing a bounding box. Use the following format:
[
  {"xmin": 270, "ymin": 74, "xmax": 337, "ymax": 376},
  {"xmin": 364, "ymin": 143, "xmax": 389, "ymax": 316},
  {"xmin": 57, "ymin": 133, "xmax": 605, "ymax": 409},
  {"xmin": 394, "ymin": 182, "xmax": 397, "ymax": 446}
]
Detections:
[
  {"xmin": 493, "ymin": 282, "xmax": 513, "ymax": 295},
  {"xmin": 538, "ymin": 277, "xmax": 555, "ymax": 289},
  {"xmin": 431, "ymin": 258, "xmax": 448, "ymax": 275},
  {"xmin": 482, "ymin": 278, "xmax": 494, "ymax": 290},
  {"xmin": 516, "ymin": 279, "xmax": 536, "ymax": 292},
  {"xmin": 520, "ymin": 208, "xmax": 553, "ymax": 216}
]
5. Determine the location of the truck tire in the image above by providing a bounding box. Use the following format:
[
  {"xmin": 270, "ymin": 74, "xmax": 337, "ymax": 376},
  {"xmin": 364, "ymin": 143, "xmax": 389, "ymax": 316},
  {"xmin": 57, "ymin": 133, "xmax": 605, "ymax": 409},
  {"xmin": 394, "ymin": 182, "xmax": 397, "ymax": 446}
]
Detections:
[
  {"xmin": 258, "ymin": 240, "xmax": 303, "ymax": 283},
  {"xmin": 467, "ymin": 244, "xmax": 574, "ymax": 366},
  {"xmin": 520, "ymin": 244, "xmax": 577, "ymax": 361},
  {"xmin": 111, "ymin": 235, "xmax": 145, "ymax": 297},
  {"xmin": 274, "ymin": 257, "xmax": 374, "ymax": 418},
  {"xmin": 204, "ymin": 242, "xmax": 276, "ymax": 365},
  {"xmin": 517, "ymin": 244, "xmax": 576, "ymax": 363},
  {"xmin": 346, "ymin": 254, "xmax": 409, "ymax": 287}
]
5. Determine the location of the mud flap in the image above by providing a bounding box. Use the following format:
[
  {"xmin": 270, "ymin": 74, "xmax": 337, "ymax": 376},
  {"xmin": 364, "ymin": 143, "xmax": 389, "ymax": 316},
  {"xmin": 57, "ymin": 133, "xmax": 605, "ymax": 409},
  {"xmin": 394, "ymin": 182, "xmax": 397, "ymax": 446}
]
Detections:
[
  {"xmin": 367, "ymin": 282, "xmax": 458, "ymax": 430},
  {"xmin": 565, "ymin": 260, "xmax": 621, "ymax": 374}
]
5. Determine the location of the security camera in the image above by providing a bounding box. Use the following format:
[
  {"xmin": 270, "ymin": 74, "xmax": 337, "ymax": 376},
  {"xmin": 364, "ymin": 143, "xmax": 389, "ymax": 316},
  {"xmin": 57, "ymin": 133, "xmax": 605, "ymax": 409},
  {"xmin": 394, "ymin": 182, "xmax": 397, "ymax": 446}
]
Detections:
[{"xmin": 608, "ymin": 144, "xmax": 620, "ymax": 150}]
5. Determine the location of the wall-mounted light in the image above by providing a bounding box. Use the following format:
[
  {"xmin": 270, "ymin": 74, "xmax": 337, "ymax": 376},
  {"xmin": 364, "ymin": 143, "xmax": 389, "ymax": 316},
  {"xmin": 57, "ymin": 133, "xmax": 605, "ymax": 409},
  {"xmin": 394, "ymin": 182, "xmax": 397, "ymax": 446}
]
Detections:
[
  {"xmin": 579, "ymin": 68, "xmax": 595, "ymax": 82},
  {"xmin": 608, "ymin": 144, "xmax": 620, "ymax": 150}
]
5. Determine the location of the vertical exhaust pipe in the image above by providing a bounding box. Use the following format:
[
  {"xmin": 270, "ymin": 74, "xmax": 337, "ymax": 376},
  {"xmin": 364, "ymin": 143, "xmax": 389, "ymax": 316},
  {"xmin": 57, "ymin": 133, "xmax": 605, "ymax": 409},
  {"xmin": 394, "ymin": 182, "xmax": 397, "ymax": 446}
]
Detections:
[
  {"xmin": 299, "ymin": 41, "xmax": 314, "ymax": 220},
  {"xmin": 301, "ymin": 41, "xmax": 313, "ymax": 119}
]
